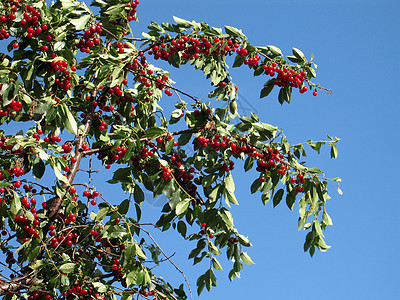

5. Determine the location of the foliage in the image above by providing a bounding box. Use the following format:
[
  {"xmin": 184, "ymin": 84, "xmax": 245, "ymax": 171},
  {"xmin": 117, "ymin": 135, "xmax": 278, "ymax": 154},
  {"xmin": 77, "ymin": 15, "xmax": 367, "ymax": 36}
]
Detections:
[{"xmin": 0, "ymin": 0, "xmax": 340, "ymax": 299}]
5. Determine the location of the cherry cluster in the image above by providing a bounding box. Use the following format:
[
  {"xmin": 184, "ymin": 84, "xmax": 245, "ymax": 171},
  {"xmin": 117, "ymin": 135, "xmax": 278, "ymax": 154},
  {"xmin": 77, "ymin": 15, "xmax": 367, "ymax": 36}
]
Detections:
[
  {"xmin": 197, "ymin": 133, "xmax": 230, "ymax": 151},
  {"xmin": 48, "ymin": 224, "xmax": 78, "ymax": 248},
  {"xmin": 127, "ymin": 58, "xmax": 173, "ymax": 97},
  {"xmin": 0, "ymin": 1, "xmax": 50, "ymax": 45},
  {"xmin": 195, "ymin": 132, "xmax": 307, "ymax": 193},
  {"xmin": 98, "ymin": 145, "xmax": 128, "ymax": 169},
  {"xmin": 0, "ymin": 83, "xmax": 23, "ymax": 116},
  {"xmin": 60, "ymin": 281, "xmax": 104, "ymax": 300},
  {"xmin": 48, "ymin": 59, "xmax": 77, "ymax": 91},
  {"xmin": 75, "ymin": 22, "xmax": 103, "ymax": 54},
  {"xmin": 147, "ymin": 36, "xmax": 242, "ymax": 62},
  {"xmin": 124, "ymin": 0, "xmax": 139, "ymax": 22},
  {"xmin": 262, "ymin": 62, "xmax": 308, "ymax": 91},
  {"xmin": 27, "ymin": 290, "xmax": 52, "ymax": 300}
]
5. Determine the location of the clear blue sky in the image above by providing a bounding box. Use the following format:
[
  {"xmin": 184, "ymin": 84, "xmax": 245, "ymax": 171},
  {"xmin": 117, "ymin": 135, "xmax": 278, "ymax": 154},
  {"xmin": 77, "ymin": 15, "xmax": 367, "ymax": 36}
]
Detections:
[
  {"xmin": 3, "ymin": 0, "xmax": 400, "ymax": 299},
  {"xmin": 130, "ymin": 1, "xmax": 400, "ymax": 299}
]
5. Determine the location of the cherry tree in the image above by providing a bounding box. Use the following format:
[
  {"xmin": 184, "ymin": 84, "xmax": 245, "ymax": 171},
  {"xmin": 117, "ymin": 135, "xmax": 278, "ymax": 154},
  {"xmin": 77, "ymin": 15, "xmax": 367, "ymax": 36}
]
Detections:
[{"xmin": 0, "ymin": 0, "xmax": 341, "ymax": 299}]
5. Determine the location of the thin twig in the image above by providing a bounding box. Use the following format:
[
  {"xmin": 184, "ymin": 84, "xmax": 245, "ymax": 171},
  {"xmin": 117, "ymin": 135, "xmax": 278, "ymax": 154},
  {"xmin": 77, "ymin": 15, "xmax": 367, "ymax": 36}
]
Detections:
[{"xmin": 131, "ymin": 224, "xmax": 193, "ymax": 299}]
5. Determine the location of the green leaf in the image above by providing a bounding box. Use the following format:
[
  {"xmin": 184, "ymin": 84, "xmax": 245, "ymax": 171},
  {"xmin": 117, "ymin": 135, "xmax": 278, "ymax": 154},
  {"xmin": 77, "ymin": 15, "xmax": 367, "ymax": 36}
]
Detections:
[
  {"xmin": 95, "ymin": 207, "xmax": 110, "ymax": 222},
  {"xmin": 11, "ymin": 191, "xmax": 21, "ymax": 215},
  {"xmin": 261, "ymin": 190, "xmax": 271, "ymax": 205},
  {"xmin": 268, "ymin": 45, "xmax": 282, "ymax": 56},
  {"xmin": 218, "ymin": 208, "xmax": 234, "ymax": 228},
  {"xmin": 225, "ymin": 25, "xmax": 246, "ymax": 39},
  {"xmin": 286, "ymin": 189, "xmax": 296, "ymax": 211},
  {"xmin": 173, "ymin": 16, "xmax": 192, "ymax": 27},
  {"xmin": 118, "ymin": 199, "xmax": 130, "ymax": 215},
  {"xmin": 237, "ymin": 234, "xmax": 252, "ymax": 247},
  {"xmin": 126, "ymin": 270, "xmax": 138, "ymax": 287},
  {"xmin": 135, "ymin": 243, "xmax": 147, "ymax": 260},
  {"xmin": 165, "ymin": 138, "xmax": 174, "ymax": 155},
  {"xmin": 145, "ymin": 127, "xmax": 164, "ymax": 138},
  {"xmin": 212, "ymin": 257, "xmax": 223, "ymax": 270},
  {"xmin": 233, "ymin": 55, "xmax": 245, "ymax": 68},
  {"xmin": 175, "ymin": 198, "xmax": 190, "ymax": 215},
  {"xmin": 177, "ymin": 220, "xmax": 187, "ymax": 238},
  {"xmin": 32, "ymin": 160, "xmax": 45, "ymax": 180},
  {"xmin": 93, "ymin": 282, "xmax": 108, "ymax": 293},
  {"xmin": 70, "ymin": 14, "xmax": 91, "ymax": 30},
  {"xmin": 208, "ymin": 241, "xmax": 221, "ymax": 255},
  {"xmin": 136, "ymin": 270, "xmax": 144, "ymax": 285},
  {"xmin": 61, "ymin": 103, "xmax": 78, "ymax": 135},
  {"xmin": 54, "ymin": 41, "xmax": 66, "ymax": 51},
  {"xmin": 323, "ymin": 212, "xmax": 333, "ymax": 226},
  {"xmin": 134, "ymin": 185, "xmax": 144, "ymax": 204},
  {"xmin": 250, "ymin": 178, "xmax": 262, "ymax": 194},
  {"xmin": 330, "ymin": 144, "xmax": 338, "ymax": 158},
  {"xmin": 273, "ymin": 189, "xmax": 284, "ymax": 207},
  {"xmin": 178, "ymin": 132, "xmax": 192, "ymax": 146},
  {"xmin": 292, "ymin": 48, "xmax": 306, "ymax": 63},
  {"xmin": 260, "ymin": 78, "xmax": 275, "ymax": 99},
  {"xmin": 244, "ymin": 156, "xmax": 254, "ymax": 172},
  {"xmin": 308, "ymin": 167, "xmax": 322, "ymax": 174},
  {"xmin": 224, "ymin": 189, "xmax": 239, "ymax": 206},
  {"xmin": 224, "ymin": 173, "xmax": 235, "ymax": 192},
  {"xmin": 278, "ymin": 85, "xmax": 292, "ymax": 104},
  {"xmin": 240, "ymin": 252, "xmax": 255, "ymax": 265},
  {"xmin": 28, "ymin": 245, "xmax": 40, "ymax": 262},
  {"xmin": 61, "ymin": 275, "xmax": 70, "ymax": 286},
  {"xmin": 59, "ymin": 263, "xmax": 75, "ymax": 274}
]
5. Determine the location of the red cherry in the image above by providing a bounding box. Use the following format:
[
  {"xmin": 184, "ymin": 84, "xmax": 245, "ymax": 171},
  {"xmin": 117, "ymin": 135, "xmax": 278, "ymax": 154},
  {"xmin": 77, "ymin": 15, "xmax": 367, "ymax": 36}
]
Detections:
[{"xmin": 12, "ymin": 42, "xmax": 19, "ymax": 49}]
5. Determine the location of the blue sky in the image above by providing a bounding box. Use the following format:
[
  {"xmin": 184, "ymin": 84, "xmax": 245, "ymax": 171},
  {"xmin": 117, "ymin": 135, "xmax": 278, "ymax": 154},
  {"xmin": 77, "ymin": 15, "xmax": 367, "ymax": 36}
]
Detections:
[
  {"xmin": 2, "ymin": 0, "xmax": 399, "ymax": 299},
  {"xmin": 130, "ymin": 1, "xmax": 400, "ymax": 299}
]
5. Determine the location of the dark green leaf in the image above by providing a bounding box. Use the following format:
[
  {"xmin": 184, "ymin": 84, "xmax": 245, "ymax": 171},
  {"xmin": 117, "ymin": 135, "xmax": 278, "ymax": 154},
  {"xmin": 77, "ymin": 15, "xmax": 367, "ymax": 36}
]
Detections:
[
  {"xmin": 178, "ymin": 132, "xmax": 192, "ymax": 146},
  {"xmin": 134, "ymin": 185, "xmax": 144, "ymax": 204},
  {"xmin": 244, "ymin": 156, "xmax": 254, "ymax": 172},
  {"xmin": 145, "ymin": 127, "xmax": 164, "ymax": 138},
  {"xmin": 118, "ymin": 199, "xmax": 130, "ymax": 215},
  {"xmin": 273, "ymin": 189, "xmax": 284, "ymax": 207},
  {"xmin": 32, "ymin": 160, "xmax": 45, "ymax": 180},
  {"xmin": 177, "ymin": 220, "xmax": 187, "ymax": 238},
  {"xmin": 250, "ymin": 178, "xmax": 262, "ymax": 194},
  {"xmin": 233, "ymin": 55, "xmax": 245, "ymax": 68},
  {"xmin": 218, "ymin": 208, "xmax": 234, "ymax": 228},
  {"xmin": 260, "ymin": 78, "xmax": 275, "ymax": 99},
  {"xmin": 286, "ymin": 189, "xmax": 296, "ymax": 210}
]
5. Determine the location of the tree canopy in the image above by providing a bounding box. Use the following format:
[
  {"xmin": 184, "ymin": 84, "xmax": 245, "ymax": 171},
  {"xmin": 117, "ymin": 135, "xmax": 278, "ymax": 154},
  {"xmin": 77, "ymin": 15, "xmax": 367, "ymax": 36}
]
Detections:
[{"xmin": 0, "ymin": 0, "xmax": 340, "ymax": 299}]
